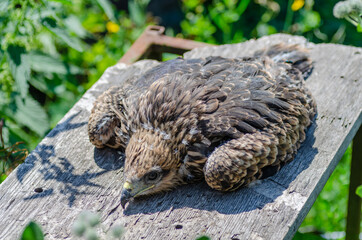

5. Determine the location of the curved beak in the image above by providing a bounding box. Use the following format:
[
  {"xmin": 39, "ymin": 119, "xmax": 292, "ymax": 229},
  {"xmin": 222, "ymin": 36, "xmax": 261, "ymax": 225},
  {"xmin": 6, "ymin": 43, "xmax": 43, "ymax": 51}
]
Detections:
[
  {"xmin": 120, "ymin": 181, "xmax": 156, "ymax": 209},
  {"xmin": 120, "ymin": 188, "xmax": 132, "ymax": 209},
  {"xmin": 120, "ymin": 181, "xmax": 133, "ymax": 209}
]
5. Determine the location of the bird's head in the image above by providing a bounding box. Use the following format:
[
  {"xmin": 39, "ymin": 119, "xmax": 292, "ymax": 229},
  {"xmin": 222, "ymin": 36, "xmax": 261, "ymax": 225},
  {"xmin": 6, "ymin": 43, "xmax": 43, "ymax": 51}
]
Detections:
[{"xmin": 120, "ymin": 129, "xmax": 186, "ymax": 208}]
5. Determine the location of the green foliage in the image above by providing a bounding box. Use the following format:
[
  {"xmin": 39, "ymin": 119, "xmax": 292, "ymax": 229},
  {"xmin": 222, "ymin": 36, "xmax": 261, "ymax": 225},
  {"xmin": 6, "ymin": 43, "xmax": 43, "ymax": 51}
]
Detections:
[
  {"xmin": 196, "ymin": 236, "xmax": 211, "ymax": 240},
  {"xmin": 356, "ymin": 185, "xmax": 362, "ymax": 198},
  {"xmin": 0, "ymin": 0, "xmax": 154, "ymax": 170},
  {"xmin": 0, "ymin": 173, "xmax": 7, "ymax": 183},
  {"xmin": 21, "ymin": 222, "xmax": 44, "ymax": 240},
  {"xmin": 95, "ymin": 0, "xmax": 117, "ymax": 22},
  {"xmin": 0, "ymin": 119, "xmax": 28, "ymax": 183},
  {"xmin": 333, "ymin": 0, "xmax": 362, "ymax": 32},
  {"xmin": 181, "ymin": 0, "xmax": 252, "ymax": 43},
  {"xmin": 179, "ymin": 0, "xmax": 361, "ymax": 45},
  {"xmin": 293, "ymin": 231, "xmax": 325, "ymax": 240},
  {"xmin": 1, "ymin": 0, "xmax": 79, "ymax": 151},
  {"xmin": 6, "ymin": 45, "xmax": 30, "ymax": 98}
]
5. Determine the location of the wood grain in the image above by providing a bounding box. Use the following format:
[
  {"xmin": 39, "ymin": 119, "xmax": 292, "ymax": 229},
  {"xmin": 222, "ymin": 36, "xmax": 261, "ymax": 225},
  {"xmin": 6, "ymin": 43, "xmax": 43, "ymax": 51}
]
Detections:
[{"xmin": 0, "ymin": 34, "xmax": 360, "ymax": 240}]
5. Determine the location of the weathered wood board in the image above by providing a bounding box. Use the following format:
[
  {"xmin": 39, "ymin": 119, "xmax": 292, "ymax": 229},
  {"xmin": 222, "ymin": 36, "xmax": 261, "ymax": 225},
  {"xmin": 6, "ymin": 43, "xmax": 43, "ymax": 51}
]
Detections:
[{"xmin": 0, "ymin": 34, "xmax": 361, "ymax": 240}]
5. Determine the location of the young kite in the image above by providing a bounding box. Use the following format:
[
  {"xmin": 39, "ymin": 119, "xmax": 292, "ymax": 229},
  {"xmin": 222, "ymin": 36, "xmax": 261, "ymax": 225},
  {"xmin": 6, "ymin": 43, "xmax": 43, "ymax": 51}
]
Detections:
[{"xmin": 88, "ymin": 44, "xmax": 316, "ymax": 208}]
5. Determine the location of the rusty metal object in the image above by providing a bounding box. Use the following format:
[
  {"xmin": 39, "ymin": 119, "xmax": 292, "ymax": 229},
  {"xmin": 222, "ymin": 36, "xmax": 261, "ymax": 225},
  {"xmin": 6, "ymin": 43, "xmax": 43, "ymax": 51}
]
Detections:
[{"xmin": 118, "ymin": 25, "xmax": 213, "ymax": 64}]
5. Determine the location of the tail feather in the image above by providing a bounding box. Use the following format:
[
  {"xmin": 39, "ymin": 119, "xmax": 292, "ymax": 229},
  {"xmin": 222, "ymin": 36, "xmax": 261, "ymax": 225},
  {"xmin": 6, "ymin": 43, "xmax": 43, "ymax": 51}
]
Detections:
[{"xmin": 254, "ymin": 43, "xmax": 313, "ymax": 79}]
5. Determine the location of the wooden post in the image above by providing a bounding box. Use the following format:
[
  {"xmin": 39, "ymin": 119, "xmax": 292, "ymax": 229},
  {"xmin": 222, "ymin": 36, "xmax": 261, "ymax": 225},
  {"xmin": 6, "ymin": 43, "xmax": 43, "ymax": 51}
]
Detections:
[{"xmin": 346, "ymin": 127, "xmax": 362, "ymax": 240}]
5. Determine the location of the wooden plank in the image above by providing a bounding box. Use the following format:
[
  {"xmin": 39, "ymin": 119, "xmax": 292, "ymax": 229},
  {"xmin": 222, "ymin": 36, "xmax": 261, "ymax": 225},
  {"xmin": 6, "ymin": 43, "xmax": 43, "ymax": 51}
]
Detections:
[{"xmin": 0, "ymin": 34, "xmax": 361, "ymax": 240}]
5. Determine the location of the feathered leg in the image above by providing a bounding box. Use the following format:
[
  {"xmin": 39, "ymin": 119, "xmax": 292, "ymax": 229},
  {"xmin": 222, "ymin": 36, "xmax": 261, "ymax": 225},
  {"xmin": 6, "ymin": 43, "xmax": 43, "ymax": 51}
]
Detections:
[
  {"xmin": 204, "ymin": 131, "xmax": 280, "ymax": 191},
  {"xmin": 88, "ymin": 86, "xmax": 130, "ymax": 150}
]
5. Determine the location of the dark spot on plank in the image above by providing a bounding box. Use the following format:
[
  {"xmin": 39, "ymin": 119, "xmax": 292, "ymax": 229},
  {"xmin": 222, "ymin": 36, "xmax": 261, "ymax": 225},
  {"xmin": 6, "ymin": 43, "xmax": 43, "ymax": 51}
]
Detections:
[
  {"xmin": 231, "ymin": 234, "xmax": 241, "ymax": 240},
  {"xmin": 34, "ymin": 187, "xmax": 43, "ymax": 193},
  {"xmin": 175, "ymin": 224, "xmax": 183, "ymax": 229}
]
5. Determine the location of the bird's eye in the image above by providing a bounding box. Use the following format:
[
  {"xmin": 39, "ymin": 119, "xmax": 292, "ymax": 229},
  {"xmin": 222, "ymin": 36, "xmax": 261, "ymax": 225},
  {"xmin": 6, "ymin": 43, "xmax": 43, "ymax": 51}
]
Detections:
[{"xmin": 146, "ymin": 171, "xmax": 159, "ymax": 181}]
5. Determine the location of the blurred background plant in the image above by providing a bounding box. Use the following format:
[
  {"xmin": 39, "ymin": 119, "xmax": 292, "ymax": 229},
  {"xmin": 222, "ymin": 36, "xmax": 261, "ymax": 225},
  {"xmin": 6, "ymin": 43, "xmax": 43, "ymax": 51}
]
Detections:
[
  {"xmin": 178, "ymin": 0, "xmax": 361, "ymax": 44},
  {"xmin": 333, "ymin": 0, "xmax": 362, "ymax": 32},
  {"xmin": 0, "ymin": 0, "xmax": 153, "ymax": 181},
  {"xmin": 72, "ymin": 211, "xmax": 123, "ymax": 240},
  {"xmin": 0, "ymin": 0, "xmax": 360, "ymax": 239},
  {"xmin": 0, "ymin": 118, "xmax": 28, "ymax": 183},
  {"xmin": 20, "ymin": 211, "xmax": 123, "ymax": 240}
]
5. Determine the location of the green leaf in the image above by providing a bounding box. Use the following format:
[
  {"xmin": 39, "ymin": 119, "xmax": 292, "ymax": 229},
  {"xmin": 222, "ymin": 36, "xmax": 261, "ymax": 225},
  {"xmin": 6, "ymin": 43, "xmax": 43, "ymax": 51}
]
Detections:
[
  {"xmin": 64, "ymin": 15, "xmax": 89, "ymax": 38},
  {"xmin": 357, "ymin": 23, "xmax": 362, "ymax": 32},
  {"xmin": 28, "ymin": 51, "xmax": 82, "ymax": 75},
  {"xmin": 305, "ymin": 11, "xmax": 321, "ymax": 28},
  {"xmin": 196, "ymin": 236, "xmax": 210, "ymax": 240},
  {"xmin": 6, "ymin": 45, "xmax": 30, "ymax": 99},
  {"xmin": 293, "ymin": 231, "xmax": 325, "ymax": 240},
  {"xmin": 128, "ymin": 1, "xmax": 146, "ymax": 26},
  {"xmin": 0, "ymin": 48, "xmax": 4, "ymax": 63},
  {"xmin": 300, "ymin": 10, "xmax": 321, "ymax": 32},
  {"xmin": 256, "ymin": 23, "xmax": 277, "ymax": 37},
  {"xmin": 37, "ymin": 33, "xmax": 59, "ymax": 58},
  {"xmin": 47, "ymin": 0, "xmax": 71, "ymax": 4},
  {"xmin": 28, "ymin": 75, "xmax": 54, "ymax": 98},
  {"xmin": 96, "ymin": 0, "xmax": 116, "ymax": 22},
  {"xmin": 356, "ymin": 185, "xmax": 362, "ymax": 198},
  {"xmin": 42, "ymin": 17, "xmax": 83, "ymax": 52},
  {"xmin": 6, "ymin": 120, "xmax": 37, "ymax": 148},
  {"xmin": 14, "ymin": 96, "xmax": 49, "ymax": 136},
  {"xmin": 21, "ymin": 222, "xmax": 44, "ymax": 240},
  {"xmin": 183, "ymin": 0, "xmax": 203, "ymax": 9},
  {"xmin": 236, "ymin": 0, "xmax": 251, "ymax": 15},
  {"xmin": 0, "ymin": 174, "xmax": 7, "ymax": 184}
]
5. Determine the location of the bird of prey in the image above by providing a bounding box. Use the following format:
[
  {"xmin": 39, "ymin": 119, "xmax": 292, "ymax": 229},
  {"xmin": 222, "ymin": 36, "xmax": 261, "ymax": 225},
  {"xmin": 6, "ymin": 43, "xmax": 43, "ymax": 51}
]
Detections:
[{"xmin": 88, "ymin": 43, "xmax": 316, "ymax": 208}]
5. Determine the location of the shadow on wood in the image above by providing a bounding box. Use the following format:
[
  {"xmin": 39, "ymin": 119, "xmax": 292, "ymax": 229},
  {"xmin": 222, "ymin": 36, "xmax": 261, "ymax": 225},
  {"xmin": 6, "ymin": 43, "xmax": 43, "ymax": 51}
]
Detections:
[
  {"xmin": 15, "ymin": 112, "xmax": 109, "ymax": 207},
  {"xmin": 47, "ymin": 112, "xmax": 87, "ymax": 138},
  {"xmin": 21, "ymin": 143, "xmax": 108, "ymax": 207},
  {"xmin": 93, "ymin": 148, "xmax": 124, "ymax": 171}
]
